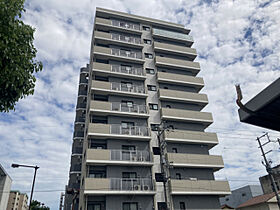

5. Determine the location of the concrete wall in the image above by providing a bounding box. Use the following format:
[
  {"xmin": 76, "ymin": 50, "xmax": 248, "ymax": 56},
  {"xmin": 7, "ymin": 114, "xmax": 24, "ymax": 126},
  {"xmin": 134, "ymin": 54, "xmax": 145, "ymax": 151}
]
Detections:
[{"xmin": 172, "ymin": 195, "xmax": 221, "ymax": 209}]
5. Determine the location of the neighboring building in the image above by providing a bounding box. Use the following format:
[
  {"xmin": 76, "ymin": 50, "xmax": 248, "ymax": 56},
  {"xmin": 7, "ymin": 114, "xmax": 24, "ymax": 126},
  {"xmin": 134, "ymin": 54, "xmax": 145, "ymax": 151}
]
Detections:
[
  {"xmin": 65, "ymin": 7, "xmax": 231, "ymax": 210},
  {"xmin": 236, "ymin": 192, "xmax": 280, "ymax": 210},
  {"xmin": 260, "ymin": 165, "xmax": 280, "ymax": 194},
  {"xmin": 220, "ymin": 185, "xmax": 263, "ymax": 208},
  {"xmin": 6, "ymin": 191, "xmax": 28, "ymax": 210},
  {"xmin": 238, "ymin": 77, "xmax": 280, "ymax": 132},
  {"xmin": 0, "ymin": 164, "xmax": 12, "ymax": 210}
]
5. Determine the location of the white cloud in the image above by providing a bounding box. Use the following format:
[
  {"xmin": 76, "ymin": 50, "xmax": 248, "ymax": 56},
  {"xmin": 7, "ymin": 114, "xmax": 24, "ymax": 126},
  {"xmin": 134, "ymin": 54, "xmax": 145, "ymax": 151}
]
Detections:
[{"xmin": 1, "ymin": 0, "xmax": 280, "ymax": 208}]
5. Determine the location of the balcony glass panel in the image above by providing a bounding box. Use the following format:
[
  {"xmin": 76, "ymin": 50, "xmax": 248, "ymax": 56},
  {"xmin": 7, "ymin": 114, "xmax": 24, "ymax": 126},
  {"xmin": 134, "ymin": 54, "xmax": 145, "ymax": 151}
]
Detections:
[
  {"xmin": 111, "ymin": 102, "xmax": 147, "ymax": 114},
  {"xmin": 111, "ymin": 48, "xmax": 142, "ymax": 59},
  {"xmin": 112, "ymin": 19, "xmax": 140, "ymax": 30},
  {"xmin": 153, "ymin": 28, "xmax": 193, "ymax": 42},
  {"xmin": 111, "ymin": 33, "xmax": 141, "ymax": 44},
  {"xmin": 111, "ymin": 82, "xmax": 145, "ymax": 94},
  {"xmin": 110, "ymin": 150, "xmax": 151, "ymax": 162},
  {"xmin": 111, "ymin": 64, "xmax": 144, "ymax": 76},
  {"xmin": 110, "ymin": 124, "xmax": 149, "ymax": 136},
  {"xmin": 110, "ymin": 178, "xmax": 154, "ymax": 191}
]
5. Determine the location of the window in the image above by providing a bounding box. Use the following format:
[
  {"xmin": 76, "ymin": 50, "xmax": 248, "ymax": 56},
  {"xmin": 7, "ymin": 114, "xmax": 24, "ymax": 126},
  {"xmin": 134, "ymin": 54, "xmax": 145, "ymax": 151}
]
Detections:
[
  {"xmin": 142, "ymin": 26, "xmax": 150, "ymax": 31},
  {"xmin": 121, "ymin": 121, "xmax": 134, "ymax": 128},
  {"xmin": 179, "ymin": 202, "xmax": 186, "ymax": 210},
  {"xmin": 88, "ymin": 168, "xmax": 106, "ymax": 178},
  {"xmin": 91, "ymin": 116, "xmax": 107, "ymax": 124},
  {"xmin": 123, "ymin": 202, "xmax": 138, "ymax": 210},
  {"xmin": 95, "ymin": 75, "xmax": 108, "ymax": 81},
  {"xmin": 146, "ymin": 68, "xmax": 155, "ymax": 74},
  {"xmin": 93, "ymin": 94, "xmax": 108, "ymax": 101},
  {"xmin": 122, "ymin": 101, "xmax": 134, "ymax": 108},
  {"xmin": 176, "ymin": 173, "xmax": 181, "ymax": 180},
  {"xmin": 145, "ymin": 53, "xmax": 153, "ymax": 59},
  {"xmin": 122, "ymin": 145, "xmax": 136, "ymax": 151},
  {"xmin": 121, "ymin": 81, "xmax": 133, "ymax": 89},
  {"xmin": 91, "ymin": 143, "xmax": 107, "ymax": 149},
  {"xmin": 172, "ymin": 148, "xmax": 178, "ymax": 153},
  {"xmin": 147, "ymin": 85, "xmax": 157, "ymax": 91},
  {"xmin": 151, "ymin": 124, "xmax": 160, "ymax": 131},
  {"xmin": 144, "ymin": 39, "xmax": 152, "ymax": 44},
  {"xmin": 166, "ymin": 105, "xmax": 171, "ymax": 108},
  {"xmin": 122, "ymin": 172, "xmax": 137, "ymax": 178},
  {"xmin": 163, "ymin": 86, "xmax": 168, "ymax": 89},
  {"xmin": 121, "ymin": 64, "xmax": 132, "ymax": 72},
  {"xmin": 149, "ymin": 103, "xmax": 158, "ymax": 110}
]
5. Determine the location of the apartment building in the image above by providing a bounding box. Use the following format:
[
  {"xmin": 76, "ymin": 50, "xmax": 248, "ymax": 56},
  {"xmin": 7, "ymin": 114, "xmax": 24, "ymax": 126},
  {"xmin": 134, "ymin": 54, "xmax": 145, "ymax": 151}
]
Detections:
[
  {"xmin": 6, "ymin": 191, "xmax": 28, "ymax": 210},
  {"xmin": 0, "ymin": 164, "xmax": 12, "ymax": 210},
  {"xmin": 65, "ymin": 7, "xmax": 230, "ymax": 210}
]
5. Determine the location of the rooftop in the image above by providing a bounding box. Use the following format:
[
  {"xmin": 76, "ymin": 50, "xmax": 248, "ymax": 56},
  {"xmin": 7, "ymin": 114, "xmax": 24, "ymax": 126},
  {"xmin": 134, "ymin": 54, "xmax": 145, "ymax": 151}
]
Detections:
[{"xmin": 238, "ymin": 77, "xmax": 280, "ymax": 131}]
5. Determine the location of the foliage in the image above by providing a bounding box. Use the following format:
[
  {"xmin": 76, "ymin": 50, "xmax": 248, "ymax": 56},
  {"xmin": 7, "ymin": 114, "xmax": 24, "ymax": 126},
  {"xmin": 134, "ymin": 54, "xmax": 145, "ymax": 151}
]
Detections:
[
  {"xmin": 0, "ymin": 0, "xmax": 43, "ymax": 112},
  {"xmin": 30, "ymin": 200, "xmax": 50, "ymax": 210}
]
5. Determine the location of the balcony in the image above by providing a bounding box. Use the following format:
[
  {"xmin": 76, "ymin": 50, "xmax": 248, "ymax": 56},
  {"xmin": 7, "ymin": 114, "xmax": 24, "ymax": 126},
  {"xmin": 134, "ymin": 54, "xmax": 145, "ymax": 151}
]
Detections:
[
  {"xmin": 88, "ymin": 123, "xmax": 150, "ymax": 141},
  {"xmin": 70, "ymin": 164, "xmax": 81, "ymax": 174},
  {"xmin": 91, "ymin": 80, "xmax": 147, "ymax": 98},
  {"xmin": 167, "ymin": 153, "xmax": 224, "ymax": 171},
  {"xmin": 93, "ymin": 46, "xmax": 144, "ymax": 63},
  {"xmin": 157, "ymin": 72, "xmax": 204, "ymax": 91},
  {"xmin": 155, "ymin": 56, "xmax": 200, "ymax": 75},
  {"xmin": 86, "ymin": 149, "xmax": 153, "ymax": 166},
  {"xmin": 90, "ymin": 101, "xmax": 149, "ymax": 118},
  {"xmin": 154, "ymin": 41, "xmax": 197, "ymax": 60},
  {"xmin": 95, "ymin": 17, "xmax": 142, "ymax": 34},
  {"xmin": 161, "ymin": 108, "xmax": 213, "ymax": 126},
  {"xmin": 72, "ymin": 147, "xmax": 83, "ymax": 155},
  {"xmin": 163, "ymin": 129, "xmax": 219, "ymax": 148},
  {"xmin": 84, "ymin": 178, "xmax": 155, "ymax": 195},
  {"xmin": 158, "ymin": 89, "xmax": 208, "ymax": 107},
  {"xmin": 94, "ymin": 31, "xmax": 143, "ymax": 49},
  {"xmin": 73, "ymin": 131, "xmax": 84, "ymax": 139},
  {"xmin": 92, "ymin": 62, "xmax": 146, "ymax": 80},
  {"xmin": 170, "ymin": 179, "xmax": 231, "ymax": 195},
  {"xmin": 152, "ymin": 28, "xmax": 193, "ymax": 46}
]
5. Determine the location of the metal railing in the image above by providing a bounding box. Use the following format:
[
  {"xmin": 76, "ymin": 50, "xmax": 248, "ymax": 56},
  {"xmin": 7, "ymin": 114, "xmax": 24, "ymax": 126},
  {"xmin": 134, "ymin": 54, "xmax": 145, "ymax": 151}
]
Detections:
[
  {"xmin": 74, "ymin": 132, "xmax": 84, "ymax": 138},
  {"xmin": 78, "ymin": 90, "xmax": 87, "ymax": 96},
  {"xmin": 72, "ymin": 147, "xmax": 83, "ymax": 154},
  {"xmin": 76, "ymin": 102, "xmax": 86, "ymax": 109},
  {"xmin": 112, "ymin": 19, "xmax": 140, "ymax": 30},
  {"xmin": 111, "ymin": 64, "xmax": 144, "ymax": 76},
  {"xmin": 70, "ymin": 164, "xmax": 81, "ymax": 172},
  {"xmin": 75, "ymin": 117, "xmax": 85, "ymax": 123},
  {"xmin": 111, "ymin": 82, "xmax": 145, "ymax": 94},
  {"xmin": 111, "ymin": 48, "xmax": 142, "ymax": 59},
  {"xmin": 110, "ymin": 149, "xmax": 151, "ymax": 162},
  {"xmin": 110, "ymin": 125, "xmax": 149, "ymax": 136},
  {"xmin": 112, "ymin": 33, "xmax": 141, "ymax": 44},
  {"xmin": 111, "ymin": 102, "xmax": 147, "ymax": 114},
  {"xmin": 110, "ymin": 178, "xmax": 154, "ymax": 191}
]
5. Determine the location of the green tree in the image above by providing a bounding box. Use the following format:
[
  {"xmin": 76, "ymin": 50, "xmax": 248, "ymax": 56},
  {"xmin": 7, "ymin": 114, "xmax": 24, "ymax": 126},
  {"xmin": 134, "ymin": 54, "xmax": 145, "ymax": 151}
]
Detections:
[
  {"xmin": 30, "ymin": 200, "xmax": 50, "ymax": 210},
  {"xmin": 0, "ymin": 0, "xmax": 43, "ymax": 112}
]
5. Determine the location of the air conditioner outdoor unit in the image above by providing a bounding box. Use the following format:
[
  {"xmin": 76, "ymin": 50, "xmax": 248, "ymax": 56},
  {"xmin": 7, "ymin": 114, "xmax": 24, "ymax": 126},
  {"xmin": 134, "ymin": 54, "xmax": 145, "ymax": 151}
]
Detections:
[
  {"xmin": 133, "ymin": 185, "xmax": 141, "ymax": 191},
  {"xmin": 189, "ymin": 177, "xmax": 197, "ymax": 181},
  {"xmin": 143, "ymin": 185, "xmax": 150, "ymax": 191}
]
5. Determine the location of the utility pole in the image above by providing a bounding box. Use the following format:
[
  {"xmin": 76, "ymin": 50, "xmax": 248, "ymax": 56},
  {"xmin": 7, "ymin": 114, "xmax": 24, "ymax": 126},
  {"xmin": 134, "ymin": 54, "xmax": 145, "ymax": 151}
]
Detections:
[
  {"xmin": 257, "ymin": 133, "xmax": 280, "ymax": 208},
  {"xmin": 157, "ymin": 121, "xmax": 173, "ymax": 210},
  {"xmin": 59, "ymin": 192, "xmax": 64, "ymax": 210}
]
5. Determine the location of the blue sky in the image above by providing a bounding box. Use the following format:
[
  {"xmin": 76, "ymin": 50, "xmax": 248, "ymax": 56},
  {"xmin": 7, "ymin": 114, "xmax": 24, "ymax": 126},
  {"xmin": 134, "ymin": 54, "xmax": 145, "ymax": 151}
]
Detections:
[{"xmin": 1, "ymin": 0, "xmax": 280, "ymax": 209}]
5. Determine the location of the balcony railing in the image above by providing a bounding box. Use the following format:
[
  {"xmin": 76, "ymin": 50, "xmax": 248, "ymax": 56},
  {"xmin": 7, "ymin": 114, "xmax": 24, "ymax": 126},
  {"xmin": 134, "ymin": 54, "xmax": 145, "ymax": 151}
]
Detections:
[
  {"xmin": 73, "ymin": 131, "xmax": 84, "ymax": 138},
  {"xmin": 112, "ymin": 33, "xmax": 141, "ymax": 44},
  {"xmin": 111, "ymin": 125, "xmax": 149, "ymax": 136},
  {"xmin": 76, "ymin": 102, "xmax": 86, "ymax": 109},
  {"xmin": 110, "ymin": 178, "xmax": 154, "ymax": 191},
  {"xmin": 72, "ymin": 147, "xmax": 83, "ymax": 154},
  {"xmin": 112, "ymin": 19, "xmax": 140, "ymax": 30},
  {"xmin": 111, "ymin": 102, "xmax": 147, "ymax": 114},
  {"xmin": 70, "ymin": 164, "xmax": 81, "ymax": 172},
  {"xmin": 75, "ymin": 117, "xmax": 85, "ymax": 123},
  {"xmin": 85, "ymin": 177, "xmax": 155, "ymax": 191},
  {"xmin": 111, "ymin": 82, "xmax": 146, "ymax": 94},
  {"xmin": 111, "ymin": 64, "xmax": 144, "ymax": 76},
  {"xmin": 111, "ymin": 149, "xmax": 151, "ymax": 162},
  {"xmin": 112, "ymin": 48, "xmax": 142, "ymax": 59}
]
